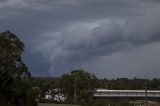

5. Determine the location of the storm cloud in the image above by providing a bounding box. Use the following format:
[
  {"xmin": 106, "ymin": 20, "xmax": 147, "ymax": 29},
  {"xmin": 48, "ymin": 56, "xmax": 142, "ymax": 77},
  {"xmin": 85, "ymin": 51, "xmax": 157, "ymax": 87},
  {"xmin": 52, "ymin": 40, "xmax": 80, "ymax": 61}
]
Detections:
[{"xmin": 1, "ymin": 0, "xmax": 160, "ymax": 78}]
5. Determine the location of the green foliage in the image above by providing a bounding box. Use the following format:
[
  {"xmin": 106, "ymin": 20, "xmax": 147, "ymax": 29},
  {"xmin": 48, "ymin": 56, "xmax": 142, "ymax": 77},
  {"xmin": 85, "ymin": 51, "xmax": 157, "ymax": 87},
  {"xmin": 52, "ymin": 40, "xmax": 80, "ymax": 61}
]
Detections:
[
  {"xmin": 34, "ymin": 70, "xmax": 160, "ymax": 105},
  {"xmin": 29, "ymin": 74, "xmax": 160, "ymax": 105},
  {"xmin": 27, "ymin": 86, "xmax": 41, "ymax": 106},
  {"xmin": 0, "ymin": 31, "xmax": 30, "ymax": 93},
  {"xmin": 79, "ymin": 89, "xmax": 93, "ymax": 104},
  {"xmin": 28, "ymin": 77, "xmax": 57, "ymax": 102},
  {"xmin": 4, "ymin": 81, "xmax": 40, "ymax": 106},
  {"xmin": 0, "ymin": 31, "xmax": 38, "ymax": 106},
  {"xmin": 57, "ymin": 69, "xmax": 99, "ymax": 104},
  {"xmin": 99, "ymin": 78, "xmax": 156, "ymax": 90}
]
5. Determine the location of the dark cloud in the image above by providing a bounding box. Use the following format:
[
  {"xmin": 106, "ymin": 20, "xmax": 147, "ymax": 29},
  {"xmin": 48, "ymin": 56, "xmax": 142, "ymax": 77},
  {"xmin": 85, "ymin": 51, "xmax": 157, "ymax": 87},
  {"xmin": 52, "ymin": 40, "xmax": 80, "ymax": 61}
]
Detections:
[
  {"xmin": 45, "ymin": 9, "xmax": 160, "ymax": 77},
  {"xmin": 0, "ymin": 0, "xmax": 160, "ymax": 78}
]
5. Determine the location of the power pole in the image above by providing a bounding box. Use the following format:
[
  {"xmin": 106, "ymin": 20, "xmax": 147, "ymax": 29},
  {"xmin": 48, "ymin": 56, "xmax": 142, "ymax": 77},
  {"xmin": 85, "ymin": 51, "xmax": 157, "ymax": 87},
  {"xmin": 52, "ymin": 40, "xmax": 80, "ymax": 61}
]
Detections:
[
  {"xmin": 74, "ymin": 77, "xmax": 77, "ymax": 104},
  {"xmin": 145, "ymin": 81, "xmax": 148, "ymax": 106}
]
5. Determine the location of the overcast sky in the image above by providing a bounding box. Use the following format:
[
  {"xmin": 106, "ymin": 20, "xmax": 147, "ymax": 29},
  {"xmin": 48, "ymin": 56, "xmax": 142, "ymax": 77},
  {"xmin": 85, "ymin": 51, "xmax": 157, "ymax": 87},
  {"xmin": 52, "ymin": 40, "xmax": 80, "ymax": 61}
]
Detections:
[{"xmin": 1, "ymin": 0, "xmax": 160, "ymax": 78}]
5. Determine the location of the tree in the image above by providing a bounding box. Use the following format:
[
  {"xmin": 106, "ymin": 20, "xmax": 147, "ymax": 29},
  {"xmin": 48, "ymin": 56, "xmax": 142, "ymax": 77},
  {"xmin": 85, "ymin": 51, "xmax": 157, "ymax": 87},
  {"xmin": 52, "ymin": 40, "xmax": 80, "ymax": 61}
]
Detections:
[
  {"xmin": 0, "ymin": 31, "xmax": 30, "ymax": 93},
  {"xmin": 57, "ymin": 69, "xmax": 99, "ymax": 104},
  {"xmin": 79, "ymin": 89, "xmax": 93, "ymax": 105},
  {"xmin": 57, "ymin": 74, "xmax": 74, "ymax": 103},
  {"xmin": 27, "ymin": 86, "xmax": 41, "ymax": 106},
  {"xmin": 0, "ymin": 31, "xmax": 32, "ymax": 106}
]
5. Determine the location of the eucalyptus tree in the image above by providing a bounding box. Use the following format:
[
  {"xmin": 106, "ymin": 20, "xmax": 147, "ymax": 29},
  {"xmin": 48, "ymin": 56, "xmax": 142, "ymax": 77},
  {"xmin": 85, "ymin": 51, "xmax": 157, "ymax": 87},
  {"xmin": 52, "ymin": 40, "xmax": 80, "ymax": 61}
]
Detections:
[
  {"xmin": 0, "ymin": 31, "xmax": 37, "ymax": 106},
  {"xmin": 0, "ymin": 31, "xmax": 30, "ymax": 93},
  {"xmin": 58, "ymin": 69, "xmax": 99, "ymax": 104}
]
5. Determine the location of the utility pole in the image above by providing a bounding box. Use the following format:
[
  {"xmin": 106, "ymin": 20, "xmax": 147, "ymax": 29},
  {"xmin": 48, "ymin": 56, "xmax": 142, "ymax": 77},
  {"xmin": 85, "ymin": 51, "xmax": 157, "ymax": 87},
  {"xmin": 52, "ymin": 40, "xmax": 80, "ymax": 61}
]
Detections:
[
  {"xmin": 145, "ymin": 81, "xmax": 148, "ymax": 106},
  {"xmin": 74, "ymin": 77, "xmax": 77, "ymax": 104}
]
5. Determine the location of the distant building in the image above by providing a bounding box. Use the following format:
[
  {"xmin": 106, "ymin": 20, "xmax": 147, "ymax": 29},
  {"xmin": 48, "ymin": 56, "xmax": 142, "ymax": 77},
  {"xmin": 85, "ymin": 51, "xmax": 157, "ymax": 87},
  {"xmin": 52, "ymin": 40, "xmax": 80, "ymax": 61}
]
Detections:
[{"xmin": 94, "ymin": 89, "xmax": 160, "ymax": 101}]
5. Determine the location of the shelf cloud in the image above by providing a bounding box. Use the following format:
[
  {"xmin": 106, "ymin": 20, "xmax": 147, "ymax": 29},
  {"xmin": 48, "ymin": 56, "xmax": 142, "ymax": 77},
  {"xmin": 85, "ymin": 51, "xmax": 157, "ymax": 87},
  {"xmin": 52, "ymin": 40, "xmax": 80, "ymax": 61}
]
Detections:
[{"xmin": 1, "ymin": 0, "xmax": 160, "ymax": 78}]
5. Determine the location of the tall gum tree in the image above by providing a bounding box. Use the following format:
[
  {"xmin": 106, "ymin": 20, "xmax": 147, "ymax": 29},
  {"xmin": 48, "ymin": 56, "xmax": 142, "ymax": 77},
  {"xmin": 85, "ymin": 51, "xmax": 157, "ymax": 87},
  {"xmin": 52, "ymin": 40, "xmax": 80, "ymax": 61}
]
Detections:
[{"xmin": 0, "ymin": 30, "xmax": 30, "ymax": 94}]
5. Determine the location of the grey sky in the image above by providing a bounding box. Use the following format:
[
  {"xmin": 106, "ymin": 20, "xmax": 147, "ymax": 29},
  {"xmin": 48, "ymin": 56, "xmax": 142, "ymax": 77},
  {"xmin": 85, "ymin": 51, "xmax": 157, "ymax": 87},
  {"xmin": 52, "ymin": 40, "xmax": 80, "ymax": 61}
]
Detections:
[{"xmin": 1, "ymin": 0, "xmax": 160, "ymax": 78}]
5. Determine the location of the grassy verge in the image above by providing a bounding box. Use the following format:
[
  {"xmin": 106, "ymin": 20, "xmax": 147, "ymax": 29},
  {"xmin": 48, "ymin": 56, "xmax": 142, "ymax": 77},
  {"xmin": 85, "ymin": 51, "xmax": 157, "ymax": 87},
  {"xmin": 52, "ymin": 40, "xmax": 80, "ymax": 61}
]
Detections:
[{"xmin": 39, "ymin": 103, "xmax": 81, "ymax": 106}]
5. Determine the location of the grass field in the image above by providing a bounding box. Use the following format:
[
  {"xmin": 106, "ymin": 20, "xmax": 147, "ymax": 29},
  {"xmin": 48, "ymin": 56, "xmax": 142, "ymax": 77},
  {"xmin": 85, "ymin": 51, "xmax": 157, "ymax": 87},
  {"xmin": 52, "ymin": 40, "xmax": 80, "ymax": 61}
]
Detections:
[{"xmin": 39, "ymin": 103, "xmax": 81, "ymax": 106}]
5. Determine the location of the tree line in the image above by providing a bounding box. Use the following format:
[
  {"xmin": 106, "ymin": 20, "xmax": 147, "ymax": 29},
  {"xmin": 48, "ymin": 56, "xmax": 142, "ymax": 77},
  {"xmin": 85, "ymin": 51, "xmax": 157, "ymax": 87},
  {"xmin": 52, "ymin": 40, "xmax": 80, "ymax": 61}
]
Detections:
[{"xmin": 29, "ymin": 73, "xmax": 160, "ymax": 104}]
